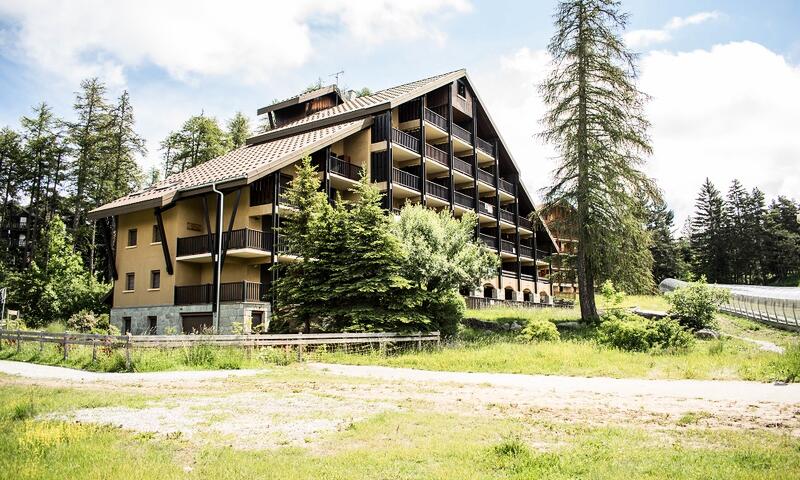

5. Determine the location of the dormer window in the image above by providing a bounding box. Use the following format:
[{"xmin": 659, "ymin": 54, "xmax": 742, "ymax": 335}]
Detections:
[{"xmin": 457, "ymin": 81, "xmax": 466, "ymax": 98}]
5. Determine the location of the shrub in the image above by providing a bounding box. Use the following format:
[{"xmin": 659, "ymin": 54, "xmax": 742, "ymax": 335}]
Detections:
[
  {"xmin": 518, "ymin": 318, "xmax": 560, "ymax": 342},
  {"xmin": 769, "ymin": 343, "xmax": 800, "ymax": 383},
  {"xmin": 66, "ymin": 310, "xmax": 115, "ymax": 334},
  {"xmin": 597, "ymin": 311, "xmax": 694, "ymax": 352},
  {"xmin": 666, "ymin": 280, "xmax": 730, "ymax": 331}
]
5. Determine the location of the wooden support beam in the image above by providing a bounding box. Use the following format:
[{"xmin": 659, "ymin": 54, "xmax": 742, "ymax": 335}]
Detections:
[
  {"xmin": 154, "ymin": 207, "xmax": 173, "ymax": 275},
  {"xmin": 202, "ymin": 195, "xmax": 213, "ymax": 254},
  {"xmin": 220, "ymin": 187, "xmax": 242, "ymax": 269},
  {"xmin": 418, "ymin": 96, "xmax": 427, "ymax": 206}
]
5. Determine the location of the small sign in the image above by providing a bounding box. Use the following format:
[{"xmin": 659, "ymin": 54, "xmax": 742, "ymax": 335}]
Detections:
[{"xmin": 187, "ymin": 222, "xmax": 202, "ymax": 232}]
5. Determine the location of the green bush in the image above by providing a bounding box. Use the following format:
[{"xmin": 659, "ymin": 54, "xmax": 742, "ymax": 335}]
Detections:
[
  {"xmin": 518, "ymin": 318, "xmax": 560, "ymax": 342},
  {"xmin": 597, "ymin": 311, "xmax": 694, "ymax": 352},
  {"xmin": 67, "ymin": 310, "xmax": 116, "ymax": 334},
  {"xmin": 665, "ymin": 281, "xmax": 730, "ymax": 331},
  {"xmin": 769, "ymin": 343, "xmax": 800, "ymax": 382}
]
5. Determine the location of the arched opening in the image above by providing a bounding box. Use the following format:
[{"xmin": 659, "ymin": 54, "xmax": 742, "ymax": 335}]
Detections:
[
  {"xmin": 523, "ymin": 289, "xmax": 532, "ymax": 302},
  {"xmin": 483, "ymin": 284, "xmax": 495, "ymax": 298},
  {"xmin": 504, "ymin": 287, "xmax": 514, "ymax": 300},
  {"xmin": 539, "ymin": 291, "xmax": 550, "ymax": 304}
]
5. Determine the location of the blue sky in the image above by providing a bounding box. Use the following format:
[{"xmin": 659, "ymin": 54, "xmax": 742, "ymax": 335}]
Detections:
[{"xmin": 0, "ymin": 0, "xmax": 798, "ymax": 224}]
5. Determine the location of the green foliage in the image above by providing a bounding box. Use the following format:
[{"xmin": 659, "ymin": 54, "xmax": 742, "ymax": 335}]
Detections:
[
  {"xmin": 768, "ymin": 343, "xmax": 800, "ymax": 383},
  {"xmin": 540, "ymin": 0, "xmax": 658, "ymax": 318},
  {"xmin": 518, "ymin": 318, "xmax": 560, "ymax": 342},
  {"xmin": 665, "ymin": 280, "xmax": 730, "ymax": 331},
  {"xmin": 598, "ymin": 310, "xmax": 694, "ymax": 352},
  {"xmin": 647, "ymin": 196, "xmax": 687, "ymax": 284},
  {"xmin": 161, "ymin": 114, "xmax": 231, "ymax": 176},
  {"xmin": 599, "ymin": 280, "xmax": 625, "ymax": 309},
  {"xmin": 226, "ymin": 111, "xmax": 251, "ymax": 148},
  {"xmin": 66, "ymin": 310, "xmax": 116, "ymax": 334},
  {"xmin": 8, "ymin": 216, "xmax": 109, "ymax": 327}
]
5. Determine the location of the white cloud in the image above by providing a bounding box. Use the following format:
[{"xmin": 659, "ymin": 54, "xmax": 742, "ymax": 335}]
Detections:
[
  {"xmin": 0, "ymin": 0, "xmax": 471, "ymax": 86},
  {"xmin": 476, "ymin": 41, "xmax": 800, "ymax": 226},
  {"xmin": 625, "ymin": 11, "xmax": 720, "ymax": 49}
]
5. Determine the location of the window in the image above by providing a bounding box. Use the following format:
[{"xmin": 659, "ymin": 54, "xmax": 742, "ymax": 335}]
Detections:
[
  {"xmin": 150, "ymin": 270, "xmax": 160, "ymax": 289},
  {"xmin": 123, "ymin": 317, "xmax": 132, "ymax": 334},
  {"xmin": 251, "ymin": 311, "xmax": 264, "ymax": 333},
  {"xmin": 18, "ymin": 216, "xmax": 27, "ymax": 226},
  {"xmin": 125, "ymin": 272, "xmax": 135, "ymax": 291},
  {"xmin": 457, "ymin": 81, "xmax": 466, "ymax": 98},
  {"xmin": 18, "ymin": 233, "xmax": 26, "ymax": 247},
  {"xmin": 128, "ymin": 228, "xmax": 138, "ymax": 247},
  {"xmin": 147, "ymin": 316, "xmax": 157, "ymax": 334},
  {"xmin": 152, "ymin": 225, "xmax": 161, "ymax": 243}
]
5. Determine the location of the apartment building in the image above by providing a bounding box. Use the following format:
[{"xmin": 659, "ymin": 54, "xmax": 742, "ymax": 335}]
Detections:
[{"xmin": 89, "ymin": 69, "xmax": 559, "ymax": 334}]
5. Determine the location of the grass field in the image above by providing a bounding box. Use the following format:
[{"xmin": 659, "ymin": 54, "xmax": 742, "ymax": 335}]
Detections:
[{"xmin": 1, "ymin": 381, "xmax": 799, "ymax": 479}]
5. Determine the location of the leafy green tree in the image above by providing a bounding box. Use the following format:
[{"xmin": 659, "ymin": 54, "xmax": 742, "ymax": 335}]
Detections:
[
  {"xmin": 690, "ymin": 178, "xmax": 728, "ymax": 283},
  {"xmin": 393, "ymin": 204, "xmax": 499, "ymax": 335},
  {"xmin": 540, "ymin": 0, "xmax": 658, "ymax": 320},
  {"xmin": 161, "ymin": 114, "xmax": 230, "ymax": 176},
  {"xmin": 762, "ymin": 197, "xmax": 800, "ymax": 284},
  {"xmin": 8, "ymin": 216, "xmax": 109, "ymax": 327},
  {"xmin": 226, "ymin": 112, "xmax": 251, "ymax": 149}
]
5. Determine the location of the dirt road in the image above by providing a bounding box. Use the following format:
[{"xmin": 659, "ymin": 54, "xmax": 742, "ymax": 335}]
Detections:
[{"xmin": 2, "ymin": 360, "xmax": 798, "ymax": 449}]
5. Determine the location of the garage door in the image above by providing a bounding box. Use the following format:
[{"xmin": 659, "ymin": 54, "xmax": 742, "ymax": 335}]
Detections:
[{"xmin": 181, "ymin": 313, "xmax": 213, "ymax": 334}]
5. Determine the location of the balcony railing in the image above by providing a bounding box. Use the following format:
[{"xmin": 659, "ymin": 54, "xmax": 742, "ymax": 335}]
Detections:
[
  {"xmin": 423, "ymin": 107, "xmax": 448, "ymax": 131},
  {"xmin": 520, "ymin": 273, "xmax": 534, "ymax": 281},
  {"xmin": 477, "ymin": 168, "xmax": 495, "ymax": 185},
  {"xmin": 453, "ymin": 191, "xmax": 474, "ymax": 209},
  {"xmin": 498, "ymin": 178, "xmax": 515, "ymax": 195},
  {"xmin": 392, "ymin": 128, "xmax": 420, "ymax": 152},
  {"xmin": 520, "ymin": 245, "xmax": 533, "ymax": 258},
  {"xmin": 329, "ymin": 156, "xmax": 363, "ymax": 181},
  {"xmin": 174, "ymin": 281, "xmax": 263, "ymax": 306},
  {"xmin": 479, "ymin": 234, "xmax": 497, "ymax": 249},
  {"xmin": 426, "ymin": 180, "xmax": 448, "ymax": 200},
  {"xmin": 478, "ymin": 200, "xmax": 495, "ymax": 217},
  {"xmin": 518, "ymin": 216, "xmax": 533, "ymax": 230},
  {"xmin": 536, "ymin": 249, "xmax": 551, "ymax": 260},
  {"xmin": 176, "ymin": 228, "xmax": 270, "ymax": 257},
  {"xmin": 501, "ymin": 270, "xmax": 517, "ymax": 278},
  {"xmin": 499, "ymin": 208, "xmax": 515, "ymax": 224},
  {"xmin": 393, "ymin": 168, "xmax": 420, "ymax": 191},
  {"xmin": 424, "ymin": 143, "xmax": 448, "ymax": 167},
  {"xmin": 501, "ymin": 239, "xmax": 516, "ymax": 254},
  {"xmin": 451, "ymin": 124, "xmax": 473, "ymax": 145},
  {"xmin": 452, "ymin": 156, "xmax": 473, "ymax": 177},
  {"xmin": 476, "ymin": 137, "xmax": 495, "ymax": 157}
]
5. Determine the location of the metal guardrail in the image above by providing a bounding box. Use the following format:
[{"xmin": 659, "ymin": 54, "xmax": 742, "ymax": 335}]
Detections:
[{"xmin": 659, "ymin": 278, "xmax": 800, "ymax": 331}]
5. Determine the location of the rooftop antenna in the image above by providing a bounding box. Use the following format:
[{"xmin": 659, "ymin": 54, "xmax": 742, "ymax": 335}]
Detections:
[{"xmin": 329, "ymin": 70, "xmax": 344, "ymax": 88}]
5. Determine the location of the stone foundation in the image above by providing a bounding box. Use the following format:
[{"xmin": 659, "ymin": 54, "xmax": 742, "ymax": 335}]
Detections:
[{"xmin": 110, "ymin": 302, "xmax": 271, "ymax": 335}]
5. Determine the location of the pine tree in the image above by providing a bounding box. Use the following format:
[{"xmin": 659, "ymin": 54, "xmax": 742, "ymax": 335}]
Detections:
[
  {"xmin": 690, "ymin": 178, "xmax": 729, "ymax": 283},
  {"xmin": 725, "ymin": 179, "xmax": 749, "ymax": 283},
  {"xmin": 746, "ymin": 188, "xmax": 767, "ymax": 283},
  {"xmin": 762, "ymin": 197, "xmax": 800, "ymax": 284},
  {"xmin": 646, "ymin": 197, "xmax": 684, "ymax": 284},
  {"xmin": 161, "ymin": 114, "xmax": 230, "ymax": 176},
  {"xmin": 226, "ymin": 112, "xmax": 251, "ymax": 149},
  {"xmin": 540, "ymin": 0, "xmax": 658, "ymax": 320},
  {"xmin": 68, "ymin": 78, "xmax": 111, "ymax": 260},
  {"xmin": 104, "ymin": 90, "xmax": 145, "ymax": 201}
]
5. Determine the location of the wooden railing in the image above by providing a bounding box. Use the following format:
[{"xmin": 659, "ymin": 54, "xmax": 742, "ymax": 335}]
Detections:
[
  {"xmin": 479, "ymin": 234, "xmax": 497, "ymax": 249},
  {"xmin": 329, "ymin": 156, "xmax": 363, "ymax": 181},
  {"xmin": 393, "ymin": 168, "xmax": 420, "ymax": 191},
  {"xmin": 478, "ymin": 201, "xmax": 495, "ymax": 217},
  {"xmin": 499, "ymin": 208, "xmax": 515, "ymax": 224},
  {"xmin": 476, "ymin": 137, "xmax": 495, "ymax": 157},
  {"xmin": 477, "ymin": 167, "xmax": 495, "ymax": 185},
  {"xmin": 520, "ymin": 273, "xmax": 534, "ymax": 281},
  {"xmin": 501, "ymin": 270, "xmax": 517, "ymax": 278},
  {"xmin": 498, "ymin": 178, "xmax": 515, "ymax": 195},
  {"xmin": 518, "ymin": 216, "xmax": 533, "ymax": 230},
  {"xmin": 520, "ymin": 245, "xmax": 533, "ymax": 258},
  {"xmin": 464, "ymin": 297, "xmax": 570, "ymax": 310},
  {"xmin": 423, "ymin": 107, "xmax": 448, "ymax": 131},
  {"xmin": 175, "ymin": 281, "xmax": 264, "ymax": 305},
  {"xmin": 451, "ymin": 124, "xmax": 472, "ymax": 144},
  {"xmin": 501, "ymin": 239, "xmax": 516, "ymax": 254},
  {"xmin": 392, "ymin": 128, "xmax": 420, "ymax": 152},
  {"xmin": 537, "ymin": 249, "xmax": 551, "ymax": 260},
  {"xmin": 453, "ymin": 191, "xmax": 474, "ymax": 209},
  {"xmin": 177, "ymin": 228, "xmax": 269, "ymax": 257},
  {"xmin": 452, "ymin": 156, "xmax": 473, "ymax": 177},
  {"xmin": 426, "ymin": 180, "xmax": 449, "ymax": 200},
  {"xmin": 424, "ymin": 143, "xmax": 449, "ymax": 167}
]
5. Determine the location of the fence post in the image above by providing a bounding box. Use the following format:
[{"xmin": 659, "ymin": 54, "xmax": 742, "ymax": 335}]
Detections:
[
  {"xmin": 63, "ymin": 332, "xmax": 68, "ymax": 360},
  {"xmin": 297, "ymin": 332, "xmax": 303, "ymax": 362},
  {"xmin": 125, "ymin": 335, "xmax": 131, "ymax": 370},
  {"xmin": 16, "ymin": 330, "xmax": 21, "ymax": 353},
  {"xmin": 379, "ymin": 339, "xmax": 387, "ymax": 356},
  {"xmin": 91, "ymin": 338, "xmax": 97, "ymax": 363},
  {"xmin": 39, "ymin": 331, "xmax": 44, "ymax": 353}
]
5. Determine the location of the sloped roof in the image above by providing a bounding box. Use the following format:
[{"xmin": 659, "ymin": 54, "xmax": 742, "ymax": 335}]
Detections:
[
  {"xmin": 247, "ymin": 69, "xmax": 465, "ymax": 145},
  {"xmin": 88, "ymin": 119, "xmax": 369, "ymax": 219},
  {"xmin": 256, "ymin": 84, "xmax": 342, "ymax": 116}
]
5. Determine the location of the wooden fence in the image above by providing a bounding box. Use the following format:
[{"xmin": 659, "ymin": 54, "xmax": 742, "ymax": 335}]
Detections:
[
  {"xmin": 465, "ymin": 296, "xmax": 574, "ymax": 310},
  {"xmin": 0, "ymin": 329, "xmax": 441, "ymax": 369}
]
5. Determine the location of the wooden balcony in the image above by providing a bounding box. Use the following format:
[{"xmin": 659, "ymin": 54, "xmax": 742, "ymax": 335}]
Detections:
[
  {"xmin": 423, "ymin": 107, "xmax": 448, "ymax": 132},
  {"xmin": 478, "ymin": 200, "xmax": 496, "ymax": 218},
  {"xmin": 451, "ymin": 123, "xmax": 473, "ymax": 147},
  {"xmin": 520, "ymin": 245, "xmax": 533, "ymax": 259},
  {"xmin": 501, "ymin": 239, "xmax": 517, "ymax": 255},
  {"xmin": 174, "ymin": 281, "xmax": 264, "ymax": 306},
  {"xmin": 424, "ymin": 143, "xmax": 449, "ymax": 168},
  {"xmin": 518, "ymin": 216, "xmax": 533, "ymax": 231},
  {"xmin": 478, "ymin": 233, "xmax": 497, "ymax": 249},
  {"xmin": 477, "ymin": 167, "xmax": 495, "ymax": 186},
  {"xmin": 498, "ymin": 178, "xmax": 515, "ymax": 196},
  {"xmin": 476, "ymin": 137, "xmax": 495, "ymax": 158},
  {"xmin": 392, "ymin": 128, "xmax": 420, "ymax": 153},
  {"xmin": 393, "ymin": 168, "xmax": 420, "ymax": 192},
  {"xmin": 328, "ymin": 155, "xmax": 363, "ymax": 181},
  {"xmin": 426, "ymin": 180, "xmax": 449, "ymax": 201},
  {"xmin": 453, "ymin": 191, "xmax": 475, "ymax": 209},
  {"xmin": 176, "ymin": 228, "xmax": 271, "ymax": 259},
  {"xmin": 499, "ymin": 208, "xmax": 515, "ymax": 225},
  {"xmin": 452, "ymin": 156, "xmax": 474, "ymax": 178}
]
